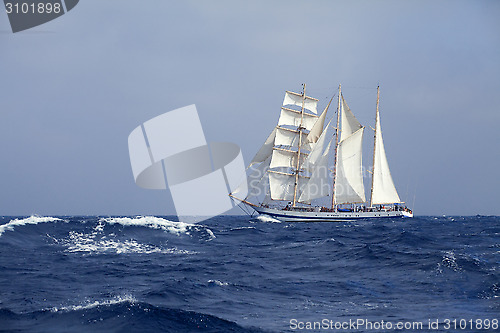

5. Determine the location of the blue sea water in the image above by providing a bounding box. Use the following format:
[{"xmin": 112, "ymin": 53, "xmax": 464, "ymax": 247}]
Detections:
[{"xmin": 0, "ymin": 215, "xmax": 498, "ymax": 332}]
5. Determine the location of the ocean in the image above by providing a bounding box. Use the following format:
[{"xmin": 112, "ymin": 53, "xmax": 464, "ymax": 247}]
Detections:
[{"xmin": 0, "ymin": 215, "xmax": 498, "ymax": 332}]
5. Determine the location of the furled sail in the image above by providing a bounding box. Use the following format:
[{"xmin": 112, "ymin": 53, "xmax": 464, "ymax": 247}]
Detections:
[
  {"xmin": 334, "ymin": 128, "xmax": 366, "ymax": 204},
  {"xmin": 283, "ymin": 91, "xmax": 319, "ymax": 114},
  {"xmin": 370, "ymin": 109, "xmax": 401, "ymax": 205}
]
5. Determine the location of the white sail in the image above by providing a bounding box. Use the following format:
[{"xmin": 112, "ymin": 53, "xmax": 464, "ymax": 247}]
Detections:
[
  {"xmin": 302, "ymin": 119, "xmax": 332, "ymax": 172},
  {"xmin": 278, "ymin": 107, "xmax": 318, "ymax": 131},
  {"xmin": 269, "ymin": 171, "xmax": 307, "ymax": 201},
  {"xmin": 334, "ymin": 128, "xmax": 366, "ymax": 204},
  {"xmin": 249, "ymin": 127, "xmax": 276, "ymax": 167},
  {"xmin": 270, "ymin": 148, "xmax": 305, "ymax": 169},
  {"xmin": 233, "ymin": 155, "xmax": 271, "ymax": 199},
  {"xmin": 340, "ymin": 96, "xmax": 362, "ymax": 141},
  {"xmin": 269, "ymin": 171, "xmax": 295, "ymax": 201},
  {"xmin": 275, "ymin": 126, "xmax": 299, "ymax": 148},
  {"xmin": 247, "ymin": 171, "xmax": 269, "ymax": 200},
  {"xmin": 299, "ymin": 139, "xmax": 333, "ymax": 202},
  {"xmin": 283, "ymin": 91, "xmax": 319, "ymax": 114},
  {"xmin": 371, "ymin": 111, "xmax": 401, "ymax": 205},
  {"xmin": 303, "ymin": 105, "xmax": 328, "ymax": 150}
]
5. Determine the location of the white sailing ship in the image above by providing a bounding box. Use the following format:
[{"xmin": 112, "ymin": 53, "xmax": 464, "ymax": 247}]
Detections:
[{"xmin": 230, "ymin": 84, "xmax": 413, "ymax": 222}]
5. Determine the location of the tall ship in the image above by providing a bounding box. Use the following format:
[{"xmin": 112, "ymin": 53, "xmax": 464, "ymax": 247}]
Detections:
[{"xmin": 230, "ymin": 84, "xmax": 413, "ymax": 222}]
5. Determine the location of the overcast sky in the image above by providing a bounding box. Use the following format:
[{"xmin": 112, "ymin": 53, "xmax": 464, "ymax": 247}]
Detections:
[{"xmin": 1, "ymin": 0, "xmax": 499, "ymax": 216}]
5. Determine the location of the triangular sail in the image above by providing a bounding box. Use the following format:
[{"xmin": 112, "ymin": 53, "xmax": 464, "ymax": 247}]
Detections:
[
  {"xmin": 248, "ymin": 127, "xmax": 276, "ymax": 167},
  {"xmin": 240, "ymin": 155, "xmax": 271, "ymax": 200},
  {"xmin": 333, "ymin": 93, "xmax": 366, "ymax": 204},
  {"xmin": 370, "ymin": 105, "xmax": 401, "ymax": 205},
  {"xmin": 303, "ymin": 101, "xmax": 330, "ymax": 150},
  {"xmin": 334, "ymin": 128, "xmax": 366, "ymax": 204},
  {"xmin": 302, "ymin": 119, "xmax": 332, "ymax": 172},
  {"xmin": 340, "ymin": 96, "xmax": 362, "ymax": 140},
  {"xmin": 299, "ymin": 139, "xmax": 333, "ymax": 202}
]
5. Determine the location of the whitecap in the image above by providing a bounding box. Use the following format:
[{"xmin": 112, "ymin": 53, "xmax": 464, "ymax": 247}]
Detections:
[
  {"xmin": 99, "ymin": 216, "xmax": 190, "ymax": 235},
  {"xmin": 255, "ymin": 214, "xmax": 281, "ymax": 223},
  {"xmin": 0, "ymin": 216, "xmax": 65, "ymax": 237},
  {"xmin": 54, "ymin": 223, "xmax": 196, "ymax": 255},
  {"xmin": 437, "ymin": 250, "xmax": 462, "ymax": 273},
  {"xmin": 208, "ymin": 279, "xmax": 229, "ymax": 286},
  {"xmin": 50, "ymin": 295, "xmax": 136, "ymax": 312},
  {"xmin": 230, "ymin": 226, "xmax": 257, "ymax": 231},
  {"xmin": 99, "ymin": 216, "xmax": 216, "ymax": 240}
]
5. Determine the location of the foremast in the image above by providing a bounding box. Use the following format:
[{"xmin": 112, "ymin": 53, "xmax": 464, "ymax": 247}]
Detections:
[
  {"xmin": 292, "ymin": 84, "xmax": 307, "ymax": 207},
  {"xmin": 231, "ymin": 84, "xmax": 334, "ymax": 209}
]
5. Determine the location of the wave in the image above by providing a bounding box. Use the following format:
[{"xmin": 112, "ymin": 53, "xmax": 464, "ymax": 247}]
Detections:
[
  {"xmin": 99, "ymin": 216, "xmax": 215, "ymax": 240},
  {"xmin": 49, "ymin": 294, "xmax": 137, "ymax": 312},
  {"xmin": 59, "ymin": 232, "xmax": 195, "ymax": 255},
  {"xmin": 53, "ymin": 221, "xmax": 197, "ymax": 255},
  {"xmin": 255, "ymin": 214, "xmax": 281, "ymax": 223},
  {"xmin": 0, "ymin": 216, "xmax": 64, "ymax": 237},
  {"xmin": 208, "ymin": 279, "xmax": 230, "ymax": 286},
  {"xmin": 0, "ymin": 299, "xmax": 267, "ymax": 333}
]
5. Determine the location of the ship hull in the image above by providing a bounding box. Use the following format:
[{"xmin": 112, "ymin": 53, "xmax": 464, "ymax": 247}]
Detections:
[{"xmin": 254, "ymin": 206, "xmax": 413, "ymax": 222}]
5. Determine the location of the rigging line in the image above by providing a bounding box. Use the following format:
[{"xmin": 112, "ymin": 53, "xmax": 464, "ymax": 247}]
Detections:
[
  {"xmin": 321, "ymin": 92, "xmax": 337, "ymax": 103},
  {"xmin": 236, "ymin": 203, "xmax": 252, "ymax": 216},
  {"xmin": 341, "ymin": 85, "xmax": 377, "ymax": 90}
]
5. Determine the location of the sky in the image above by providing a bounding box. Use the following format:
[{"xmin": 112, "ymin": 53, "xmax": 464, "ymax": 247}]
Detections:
[{"xmin": 0, "ymin": 0, "xmax": 499, "ymax": 216}]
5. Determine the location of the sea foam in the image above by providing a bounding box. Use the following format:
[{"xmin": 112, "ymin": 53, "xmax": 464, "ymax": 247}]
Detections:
[
  {"xmin": 255, "ymin": 214, "xmax": 281, "ymax": 223},
  {"xmin": 50, "ymin": 295, "xmax": 137, "ymax": 312},
  {"xmin": 56, "ymin": 222, "xmax": 196, "ymax": 255},
  {"xmin": 99, "ymin": 216, "xmax": 216, "ymax": 240},
  {"xmin": 0, "ymin": 216, "xmax": 64, "ymax": 237},
  {"xmin": 99, "ymin": 216, "xmax": 192, "ymax": 235}
]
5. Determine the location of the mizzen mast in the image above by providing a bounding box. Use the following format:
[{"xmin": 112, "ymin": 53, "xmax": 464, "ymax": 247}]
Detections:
[{"xmin": 369, "ymin": 86, "xmax": 380, "ymax": 207}]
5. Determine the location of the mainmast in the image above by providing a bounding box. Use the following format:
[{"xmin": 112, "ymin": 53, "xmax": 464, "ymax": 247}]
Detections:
[
  {"xmin": 292, "ymin": 84, "xmax": 306, "ymax": 207},
  {"xmin": 369, "ymin": 86, "xmax": 380, "ymax": 207},
  {"xmin": 331, "ymin": 84, "xmax": 341, "ymax": 208}
]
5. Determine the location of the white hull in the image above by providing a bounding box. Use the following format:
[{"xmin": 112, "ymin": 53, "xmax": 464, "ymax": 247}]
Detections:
[{"xmin": 254, "ymin": 206, "xmax": 413, "ymax": 222}]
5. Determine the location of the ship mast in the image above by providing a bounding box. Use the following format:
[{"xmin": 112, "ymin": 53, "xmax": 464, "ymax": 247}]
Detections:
[
  {"xmin": 331, "ymin": 84, "xmax": 341, "ymax": 209},
  {"xmin": 292, "ymin": 84, "xmax": 306, "ymax": 207},
  {"xmin": 369, "ymin": 86, "xmax": 380, "ymax": 207}
]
